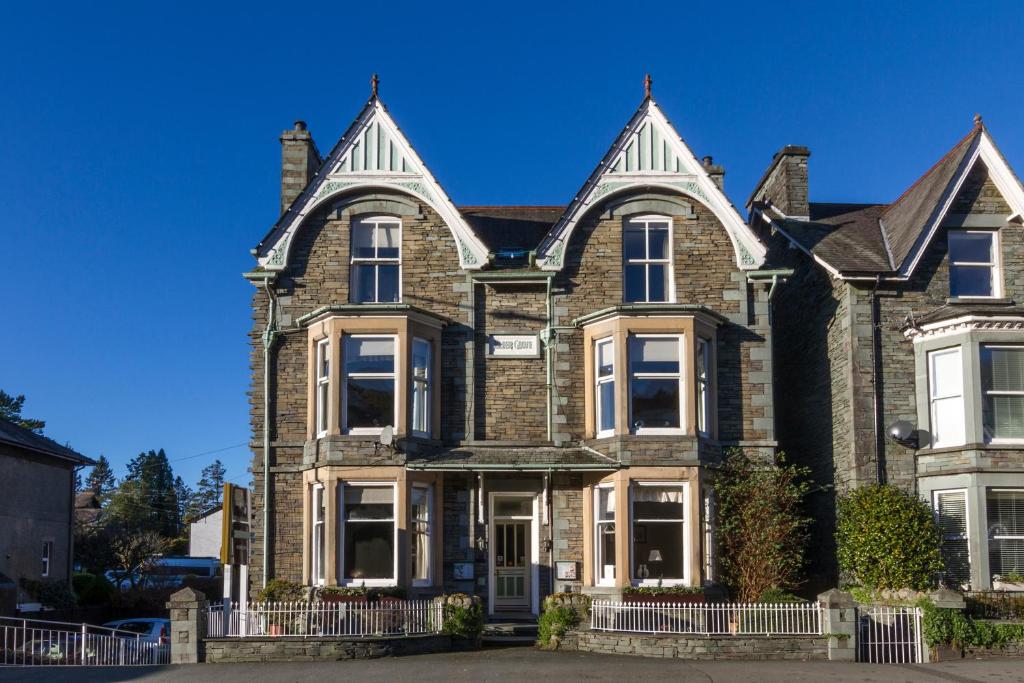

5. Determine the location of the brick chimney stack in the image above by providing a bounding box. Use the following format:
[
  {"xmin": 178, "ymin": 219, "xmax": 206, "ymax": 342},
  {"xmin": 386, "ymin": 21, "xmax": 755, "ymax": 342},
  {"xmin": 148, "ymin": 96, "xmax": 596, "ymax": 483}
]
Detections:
[
  {"xmin": 280, "ymin": 121, "xmax": 321, "ymax": 215},
  {"xmin": 702, "ymin": 155, "xmax": 725, "ymax": 191},
  {"xmin": 747, "ymin": 145, "xmax": 811, "ymax": 218}
]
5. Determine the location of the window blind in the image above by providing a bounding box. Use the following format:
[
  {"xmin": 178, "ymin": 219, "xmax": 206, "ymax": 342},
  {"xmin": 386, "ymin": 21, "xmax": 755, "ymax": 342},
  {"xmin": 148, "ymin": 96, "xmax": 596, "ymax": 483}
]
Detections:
[
  {"xmin": 935, "ymin": 491, "xmax": 970, "ymax": 586},
  {"xmin": 987, "ymin": 490, "xmax": 1024, "ymax": 578}
]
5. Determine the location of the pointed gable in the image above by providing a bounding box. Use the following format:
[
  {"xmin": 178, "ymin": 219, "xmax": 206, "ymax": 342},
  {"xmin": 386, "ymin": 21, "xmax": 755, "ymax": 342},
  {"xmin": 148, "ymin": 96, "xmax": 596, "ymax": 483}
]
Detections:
[
  {"xmin": 535, "ymin": 97, "xmax": 767, "ymax": 271},
  {"xmin": 255, "ymin": 97, "xmax": 490, "ymax": 271}
]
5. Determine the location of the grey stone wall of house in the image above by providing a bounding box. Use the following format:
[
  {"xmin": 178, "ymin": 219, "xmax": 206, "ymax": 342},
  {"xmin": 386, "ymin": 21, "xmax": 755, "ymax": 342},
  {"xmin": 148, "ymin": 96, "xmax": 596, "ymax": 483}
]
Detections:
[
  {"xmin": 0, "ymin": 447, "xmax": 76, "ymax": 593},
  {"xmin": 552, "ymin": 474, "xmax": 584, "ymax": 593},
  {"xmin": 561, "ymin": 630, "xmax": 827, "ymax": 660}
]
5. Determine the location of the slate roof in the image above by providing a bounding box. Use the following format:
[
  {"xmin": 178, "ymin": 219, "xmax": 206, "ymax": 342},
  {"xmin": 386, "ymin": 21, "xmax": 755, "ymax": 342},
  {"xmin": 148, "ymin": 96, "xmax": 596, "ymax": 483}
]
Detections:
[
  {"xmin": 0, "ymin": 416, "xmax": 94, "ymax": 466},
  {"xmin": 406, "ymin": 445, "xmax": 618, "ymax": 470},
  {"xmin": 458, "ymin": 206, "xmax": 564, "ymax": 253}
]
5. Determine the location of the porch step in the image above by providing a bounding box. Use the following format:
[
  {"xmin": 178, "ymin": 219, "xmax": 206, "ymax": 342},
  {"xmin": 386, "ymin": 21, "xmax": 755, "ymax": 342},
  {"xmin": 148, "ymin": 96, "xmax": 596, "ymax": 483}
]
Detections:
[{"xmin": 482, "ymin": 620, "xmax": 538, "ymax": 645}]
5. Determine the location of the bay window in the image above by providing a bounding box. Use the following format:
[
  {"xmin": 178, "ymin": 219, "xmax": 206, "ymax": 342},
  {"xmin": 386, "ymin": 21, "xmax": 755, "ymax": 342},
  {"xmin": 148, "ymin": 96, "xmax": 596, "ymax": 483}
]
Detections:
[
  {"xmin": 987, "ymin": 489, "xmax": 1024, "ymax": 582},
  {"xmin": 315, "ymin": 339, "xmax": 330, "ymax": 437},
  {"xmin": 928, "ymin": 347, "xmax": 965, "ymax": 447},
  {"xmin": 629, "ymin": 335, "xmax": 683, "ymax": 434},
  {"xmin": 624, "ymin": 216, "xmax": 672, "ymax": 303},
  {"xmin": 351, "ymin": 217, "xmax": 401, "ymax": 304},
  {"xmin": 595, "ymin": 338, "xmax": 615, "ymax": 437},
  {"xmin": 948, "ymin": 230, "xmax": 998, "ymax": 298},
  {"xmin": 631, "ymin": 483, "xmax": 687, "ymax": 584},
  {"xmin": 981, "ymin": 345, "xmax": 1024, "ymax": 442},
  {"xmin": 341, "ymin": 483, "xmax": 396, "ymax": 584},
  {"xmin": 594, "ymin": 486, "xmax": 616, "ymax": 585},
  {"xmin": 412, "ymin": 338, "xmax": 431, "ymax": 437},
  {"xmin": 311, "ymin": 484, "xmax": 325, "ymax": 586},
  {"xmin": 411, "ymin": 485, "xmax": 432, "ymax": 585},
  {"xmin": 696, "ymin": 338, "xmax": 711, "ymax": 435},
  {"xmin": 343, "ymin": 335, "xmax": 397, "ymax": 433},
  {"xmin": 933, "ymin": 489, "xmax": 970, "ymax": 587}
]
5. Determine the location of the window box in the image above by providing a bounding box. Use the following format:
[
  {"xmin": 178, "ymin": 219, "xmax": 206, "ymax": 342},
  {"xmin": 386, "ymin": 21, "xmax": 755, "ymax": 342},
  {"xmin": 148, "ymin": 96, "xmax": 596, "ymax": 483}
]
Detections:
[
  {"xmin": 621, "ymin": 589, "xmax": 705, "ymax": 604},
  {"xmin": 992, "ymin": 579, "xmax": 1024, "ymax": 592}
]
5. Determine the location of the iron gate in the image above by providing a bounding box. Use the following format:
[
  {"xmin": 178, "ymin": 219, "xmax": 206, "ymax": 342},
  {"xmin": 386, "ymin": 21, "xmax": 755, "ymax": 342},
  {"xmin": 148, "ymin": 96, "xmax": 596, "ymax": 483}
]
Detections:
[{"xmin": 857, "ymin": 605, "xmax": 923, "ymax": 663}]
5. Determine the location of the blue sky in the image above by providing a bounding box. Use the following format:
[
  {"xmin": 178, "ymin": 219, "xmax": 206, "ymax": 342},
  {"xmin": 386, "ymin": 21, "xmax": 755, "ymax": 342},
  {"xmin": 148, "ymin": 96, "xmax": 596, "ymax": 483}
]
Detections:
[{"xmin": 2, "ymin": 1, "xmax": 1022, "ymax": 489}]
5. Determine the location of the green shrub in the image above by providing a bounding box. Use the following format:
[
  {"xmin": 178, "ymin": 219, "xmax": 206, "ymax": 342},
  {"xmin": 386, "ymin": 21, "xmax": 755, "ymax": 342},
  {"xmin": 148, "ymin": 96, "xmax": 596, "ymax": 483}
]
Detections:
[
  {"xmin": 537, "ymin": 605, "xmax": 578, "ymax": 647},
  {"xmin": 836, "ymin": 485, "xmax": 943, "ymax": 590},
  {"xmin": 919, "ymin": 599, "xmax": 1024, "ymax": 648},
  {"xmin": 256, "ymin": 579, "xmax": 306, "ymax": 602},
  {"xmin": 71, "ymin": 573, "xmax": 115, "ymax": 606},
  {"xmin": 622, "ymin": 585, "xmax": 704, "ymax": 597},
  {"xmin": 758, "ymin": 587, "xmax": 806, "ymax": 603},
  {"xmin": 19, "ymin": 578, "xmax": 77, "ymax": 609},
  {"xmin": 442, "ymin": 601, "xmax": 484, "ymax": 639}
]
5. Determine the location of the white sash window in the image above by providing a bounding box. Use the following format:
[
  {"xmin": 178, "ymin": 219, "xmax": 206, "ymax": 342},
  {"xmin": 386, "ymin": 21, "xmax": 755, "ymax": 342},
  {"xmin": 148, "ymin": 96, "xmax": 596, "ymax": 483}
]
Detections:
[{"xmin": 928, "ymin": 347, "xmax": 965, "ymax": 448}]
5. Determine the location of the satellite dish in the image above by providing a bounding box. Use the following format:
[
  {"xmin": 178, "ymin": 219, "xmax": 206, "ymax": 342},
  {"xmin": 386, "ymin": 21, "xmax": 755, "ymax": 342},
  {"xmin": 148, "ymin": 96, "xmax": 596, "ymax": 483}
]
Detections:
[{"xmin": 379, "ymin": 425, "xmax": 394, "ymax": 447}]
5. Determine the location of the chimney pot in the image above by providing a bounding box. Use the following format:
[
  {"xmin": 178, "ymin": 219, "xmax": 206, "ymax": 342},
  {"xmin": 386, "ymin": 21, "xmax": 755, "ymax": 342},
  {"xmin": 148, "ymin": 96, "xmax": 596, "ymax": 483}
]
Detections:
[
  {"xmin": 294, "ymin": 120, "xmax": 307, "ymax": 131},
  {"xmin": 703, "ymin": 156, "xmax": 713, "ymax": 167}
]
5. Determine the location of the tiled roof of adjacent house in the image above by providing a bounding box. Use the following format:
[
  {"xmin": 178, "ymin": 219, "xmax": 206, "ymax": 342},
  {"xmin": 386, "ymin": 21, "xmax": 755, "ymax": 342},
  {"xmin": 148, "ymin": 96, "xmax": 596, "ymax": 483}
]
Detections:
[
  {"xmin": 0, "ymin": 416, "xmax": 94, "ymax": 466},
  {"xmin": 458, "ymin": 206, "xmax": 565, "ymax": 253},
  {"xmin": 406, "ymin": 445, "xmax": 618, "ymax": 470}
]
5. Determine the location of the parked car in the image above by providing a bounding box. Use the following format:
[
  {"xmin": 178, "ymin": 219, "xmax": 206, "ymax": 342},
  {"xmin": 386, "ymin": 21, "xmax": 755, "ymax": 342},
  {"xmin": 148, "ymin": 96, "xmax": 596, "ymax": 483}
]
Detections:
[{"xmin": 103, "ymin": 618, "xmax": 171, "ymax": 645}]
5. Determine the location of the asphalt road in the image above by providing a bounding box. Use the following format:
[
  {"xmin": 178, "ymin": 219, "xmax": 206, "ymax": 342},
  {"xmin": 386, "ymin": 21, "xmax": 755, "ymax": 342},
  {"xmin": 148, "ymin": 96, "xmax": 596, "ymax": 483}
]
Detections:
[{"xmin": 0, "ymin": 647, "xmax": 1021, "ymax": 682}]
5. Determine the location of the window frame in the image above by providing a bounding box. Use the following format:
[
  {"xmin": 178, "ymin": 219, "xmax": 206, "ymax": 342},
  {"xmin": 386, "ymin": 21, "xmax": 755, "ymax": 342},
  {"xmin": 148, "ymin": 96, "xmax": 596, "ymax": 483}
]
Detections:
[
  {"xmin": 411, "ymin": 338, "xmax": 432, "ymax": 438},
  {"xmin": 342, "ymin": 334, "xmax": 399, "ymax": 435},
  {"xmin": 628, "ymin": 333, "xmax": 686, "ymax": 435},
  {"xmin": 593, "ymin": 484, "xmax": 616, "ymax": 587},
  {"xmin": 350, "ymin": 216, "xmax": 403, "ymax": 304},
  {"xmin": 315, "ymin": 339, "xmax": 330, "ymax": 438},
  {"xmin": 696, "ymin": 338, "xmax": 711, "ymax": 436},
  {"xmin": 948, "ymin": 229, "xmax": 1001, "ymax": 300},
  {"xmin": 41, "ymin": 540, "xmax": 53, "ymax": 578},
  {"xmin": 980, "ymin": 344, "xmax": 1024, "ymax": 445},
  {"xmin": 338, "ymin": 481, "xmax": 398, "ymax": 587},
  {"xmin": 594, "ymin": 337, "xmax": 616, "ymax": 438},
  {"xmin": 311, "ymin": 484, "xmax": 326, "ymax": 587},
  {"xmin": 932, "ymin": 488, "xmax": 970, "ymax": 588},
  {"xmin": 629, "ymin": 481, "xmax": 689, "ymax": 587},
  {"xmin": 623, "ymin": 215, "xmax": 675, "ymax": 304},
  {"xmin": 987, "ymin": 488, "xmax": 1024, "ymax": 582},
  {"xmin": 410, "ymin": 483, "xmax": 433, "ymax": 587},
  {"xmin": 928, "ymin": 346, "xmax": 966, "ymax": 448}
]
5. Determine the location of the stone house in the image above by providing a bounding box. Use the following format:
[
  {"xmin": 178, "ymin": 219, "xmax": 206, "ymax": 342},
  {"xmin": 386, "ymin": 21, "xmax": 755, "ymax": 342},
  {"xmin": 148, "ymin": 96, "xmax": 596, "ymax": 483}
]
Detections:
[
  {"xmin": 755, "ymin": 119, "xmax": 1024, "ymax": 591},
  {"xmin": 0, "ymin": 416, "xmax": 93, "ymax": 610},
  {"xmin": 244, "ymin": 78, "xmax": 780, "ymax": 615}
]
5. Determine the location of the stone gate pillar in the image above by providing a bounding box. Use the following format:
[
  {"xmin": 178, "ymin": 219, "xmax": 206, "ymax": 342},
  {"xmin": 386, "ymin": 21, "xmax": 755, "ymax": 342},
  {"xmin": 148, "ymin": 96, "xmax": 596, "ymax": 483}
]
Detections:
[
  {"xmin": 167, "ymin": 586, "xmax": 209, "ymax": 664},
  {"xmin": 818, "ymin": 589, "xmax": 857, "ymax": 661}
]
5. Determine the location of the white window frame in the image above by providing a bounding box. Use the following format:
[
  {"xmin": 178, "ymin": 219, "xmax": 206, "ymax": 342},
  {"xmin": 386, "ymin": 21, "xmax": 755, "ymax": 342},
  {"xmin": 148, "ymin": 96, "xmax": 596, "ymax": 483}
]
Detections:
[
  {"xmin": 623, "ymin": 215, "xmax": 674, "ymax": 303},
  {"xmin": 594, "ymin": 337, "xmax": 616, "ymax": 438},
  {"xmin": 630, "ymin": 481, "xmax": 690, "ymax": 587},
  {"xmin": 338, "ymin": 481, "xmax": 398, "ymax": 587},
  {"xmin": 350, "ymin": 216, "xmax": 402, "ymax": 304},
  {"xmin": 411, "ymin": 338, "xmax": 431, "ymax": 438},
  {"xmin": 315, "ymin": 339, "xmax": 330, "ymax": 438},
  {"xmin": 696, "ymin": 338, "xmax": 711, "ymax": 436},
  {"xmin": 342, "ymin": 334, "xmax": 399, "ymax": 435},
  {"xmin": 932, "ymin": 488, "xmax": 970, "ymax": 588},
  {"xmin": 41, "ymin": 540, "xmax": 53, "ymax": 578},
  {"xmin": 928, "ymin": 346, "xmax": 966, "ymax": 448},
  {"xmin": 410, "ymin": 484, "xmax": 433, "ymax": 587},
  {"xmin": 980, "ymin": 344, "xmax": 1024, "ymax": 445},
  {"xmin": 311, "ymin": 484, "xmax": 326, "ymax": 586},
  {"xmin": 593, "ymin": 484, "xmax": 616, "ymax": 587},
  {"xmin": 628, "ymin": 334, "xmax": 686, "ymax": 435},
  {"xmin": 948, "ymin": 229, "xmax": 1001, "ymax": 299},
  {"xmin": 987, "ymin": 488, "xmax": 1024, "ymax": 582}
]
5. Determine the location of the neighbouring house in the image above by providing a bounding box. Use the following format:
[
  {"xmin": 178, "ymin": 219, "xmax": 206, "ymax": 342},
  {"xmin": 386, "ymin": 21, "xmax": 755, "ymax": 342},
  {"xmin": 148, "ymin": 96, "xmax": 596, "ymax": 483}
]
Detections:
[
  {"xmin": 755, "ymin": 118, "xmax": 1024, "ymax": 592},
  {"xmin": 244, "ymin": 77, "xmax": 779, "ymax": 615},
  {"xmin": 75, "ymin": 490, "xmax": 102, "ymax": 528},
  {"xmin": 189, "ymin": 507, "xmax": 223, "ymax": 559},
  {"xmin": 0, "ymin": 416, "xmax": 94, "ymax": 609}
]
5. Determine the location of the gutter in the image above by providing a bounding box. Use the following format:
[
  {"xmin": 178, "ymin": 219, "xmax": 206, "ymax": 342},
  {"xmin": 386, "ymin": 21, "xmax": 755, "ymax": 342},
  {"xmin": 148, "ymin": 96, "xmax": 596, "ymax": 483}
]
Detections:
[{"xmin": 405, "ymin": 462, "xmax": 619, "ymax": 471}]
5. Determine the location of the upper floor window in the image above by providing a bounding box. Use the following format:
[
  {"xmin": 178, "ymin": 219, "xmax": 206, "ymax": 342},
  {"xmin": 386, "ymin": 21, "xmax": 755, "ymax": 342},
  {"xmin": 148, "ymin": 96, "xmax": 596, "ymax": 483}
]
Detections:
[
  {"xmin": 595, "ymin": 338, "xmax": 616, "ymax": 438},
  {"xmin": 316, "ymin": 339, "xmax": 330, "ymax": 437},
  {"xmin": 624, "ymin": 216, "xmax": 672, "ymax": 303},
  {"xmin": 949, "ymin": 230, "xmax": 999, "ymax": 298},
  {"xmin": 981, "ymin": 345, "xmax": 1024, "ymax": 442},
  {"xmin": 412, "ymin": 338, "xmax": 432, "ymax": 437},
  {"xmin": 629, "ymin": 335, "xmax": 683, "ymax": 434},
  {"xmin": 696, "ymin": 338, "xmax": 711, "ymax": 435},
  {"xmin": 351, "ymin": 217, "xmax": 401, "ymax": 304},
  {"xmin": 343, "ymin": 335, "xmax": 396, "ymax": 434},
  {"xmin": 928, "ymin": 347, "xmax": 966, "ymax": 448}
]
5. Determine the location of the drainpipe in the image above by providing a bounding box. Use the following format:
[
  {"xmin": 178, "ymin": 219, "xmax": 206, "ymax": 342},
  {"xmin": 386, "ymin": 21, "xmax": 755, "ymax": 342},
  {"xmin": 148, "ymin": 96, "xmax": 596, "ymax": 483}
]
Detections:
[
  {"xmin": 261, "ymin": 279, "xmax": 279, "ymax": 588},
  {"xmin": 869, "ymin": 275, "xmax": 886, "ymax": 485},
  {"xmin": 545, "ymin": 277, "xmax": 553, "ymax": 442}
]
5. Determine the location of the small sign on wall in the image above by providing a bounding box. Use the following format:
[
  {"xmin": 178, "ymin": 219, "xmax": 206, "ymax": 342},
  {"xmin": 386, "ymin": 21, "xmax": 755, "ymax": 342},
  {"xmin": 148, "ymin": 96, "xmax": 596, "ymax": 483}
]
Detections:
[
  {"xmin": 453, "ymin": 562, "xmax": 474, "ymax": 580},
  {"xmin": 487, "ymin": 334, "xmax": 541, "ymax": 358},
  {"xmin": 555, "ymin": 561, "xmax": 579, "ymax": 581}
]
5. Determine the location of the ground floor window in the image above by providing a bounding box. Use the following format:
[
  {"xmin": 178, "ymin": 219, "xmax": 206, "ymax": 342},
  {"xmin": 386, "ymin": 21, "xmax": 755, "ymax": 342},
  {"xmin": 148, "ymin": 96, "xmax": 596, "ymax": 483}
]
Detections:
[
  {"xmin": 341, "ymin": 483, "xmax": 396, "ymax": 584},
  {"xmin": 311, "ymin": 484, "xmax": 326, "ymax": 586},
  {"xmin": 594, "ymin": 486, "xmax": 616, "ymax": 585},
  {"xmin": 631, "ymin": 483, "xmax": 686, "ymax": 584},
  {"xmin": 987, "ymin": 488, "xmax": 1024, "ymax": 582},
  {"xmin": 933, "ymin": 489, "xmax": 970, "ymax": 587},
  {"xmin": 41, "ymin": 540, "xmax": 53, "ymax": 577},
  {"xmin": 411, "ymin": 485, "xmax": 432, "ymax": 585}
]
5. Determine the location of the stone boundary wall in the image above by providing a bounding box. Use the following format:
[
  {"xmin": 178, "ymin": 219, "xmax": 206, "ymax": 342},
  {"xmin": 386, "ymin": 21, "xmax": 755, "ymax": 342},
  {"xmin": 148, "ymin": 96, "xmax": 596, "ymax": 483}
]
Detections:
[
  {"xmin": 561, "ymin": 630, "xmax": 828, "ymax": 661},
  {"xmin": 963, "ymin": 640, "xmax": 1024, "ymax": 659},
  {"xmin": 204, "ymin": 634, "xmax": 459, "ymax": 663}
]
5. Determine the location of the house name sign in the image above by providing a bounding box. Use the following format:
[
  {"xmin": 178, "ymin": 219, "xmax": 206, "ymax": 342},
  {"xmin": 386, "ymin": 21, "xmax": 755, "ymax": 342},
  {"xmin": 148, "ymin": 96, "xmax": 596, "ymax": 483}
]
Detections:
[{"xmin": 487, "ymin": 333, "xmax": 541, "ymax": 359}]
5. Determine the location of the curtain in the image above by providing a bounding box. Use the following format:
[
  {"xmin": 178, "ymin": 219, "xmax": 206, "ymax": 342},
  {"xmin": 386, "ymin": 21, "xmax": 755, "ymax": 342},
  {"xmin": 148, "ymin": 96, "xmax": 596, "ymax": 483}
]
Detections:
[{"xmin": 633, "ymin": 486, "xmax": 683, "ymax": 503}]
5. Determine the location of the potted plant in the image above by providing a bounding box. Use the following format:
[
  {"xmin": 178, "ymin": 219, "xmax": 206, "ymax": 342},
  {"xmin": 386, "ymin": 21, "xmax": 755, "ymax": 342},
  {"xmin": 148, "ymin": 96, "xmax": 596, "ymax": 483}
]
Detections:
[{"xmin": 623, "ymin": 585, "xmax": 706, "ymax": 604}]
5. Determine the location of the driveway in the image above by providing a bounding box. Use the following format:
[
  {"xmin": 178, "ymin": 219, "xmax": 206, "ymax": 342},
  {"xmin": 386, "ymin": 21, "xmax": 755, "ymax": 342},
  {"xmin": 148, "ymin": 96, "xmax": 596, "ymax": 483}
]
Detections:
[{"xmin": 0, "ymin": 647, "xmax": 1020, "ymax": 682}]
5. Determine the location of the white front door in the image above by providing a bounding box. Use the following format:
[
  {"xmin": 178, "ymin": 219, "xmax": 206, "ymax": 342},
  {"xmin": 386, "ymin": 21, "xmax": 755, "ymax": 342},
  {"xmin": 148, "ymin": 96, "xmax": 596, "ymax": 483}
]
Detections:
[{"xmin": 489, "ymin": 493, "xmax": 538, "ymax": 614}]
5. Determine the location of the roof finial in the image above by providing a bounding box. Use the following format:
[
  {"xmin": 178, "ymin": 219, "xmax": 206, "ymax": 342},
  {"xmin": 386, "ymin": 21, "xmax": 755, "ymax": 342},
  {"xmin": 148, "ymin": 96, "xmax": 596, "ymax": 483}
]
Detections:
[
  {"xmin": 371, "ymin": 73, "xmax": 379, "ymax": 98},
  {"xmin": 644, "ymin": 73, "xmax": 653, "ymax": 99},
  {"xmin": 974, "ymin": 113, "xmax": 983, "ymax": 127}
]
